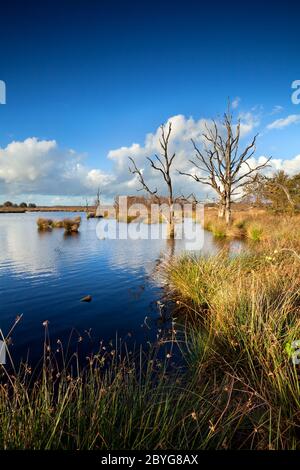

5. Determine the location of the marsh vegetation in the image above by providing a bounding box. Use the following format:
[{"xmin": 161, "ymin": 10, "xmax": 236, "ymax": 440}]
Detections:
[
  {"xmin": 37, "ymin": 216, "xmax": 81, "ymax": 233},
  {"xmin": 1, "ymin": 208, "xmax": 300, "ymax": 449}
]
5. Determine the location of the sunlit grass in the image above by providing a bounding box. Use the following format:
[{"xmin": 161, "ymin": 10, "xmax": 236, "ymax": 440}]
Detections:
[
  {"xmin": 166, "ymin": 245, "xmax": 300, "ymax": 449},
  {"xmin": 203, "ymin": 208, "xmax": 300, "ymax": 246}
]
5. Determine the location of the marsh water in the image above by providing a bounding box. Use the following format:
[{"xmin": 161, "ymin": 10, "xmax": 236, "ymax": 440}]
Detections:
[{"xmin": 0, "ymin": 212, "xmax": 243, "ymax": 365}]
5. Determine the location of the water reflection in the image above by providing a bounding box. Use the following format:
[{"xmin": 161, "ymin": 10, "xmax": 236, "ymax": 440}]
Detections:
[{"xmin": 0, "ymin": 212, "xmax": 244, "ymax": 364}]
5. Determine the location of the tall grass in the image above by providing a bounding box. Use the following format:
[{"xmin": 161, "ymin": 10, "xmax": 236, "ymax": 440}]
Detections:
[
  {"xmin": 166, "ymin": 247, "xmax": 300, "ymax": 449},
  {"xmin": 246, "ymin": 224, "xmax": 264, "ymax": 241},
  {"xmin": 0, "ymin": 328, "xmax": 248, "ymax": 450},
  {"xmin": 203, "ymin": 207, "xmax": 300, "ymax": 244}
]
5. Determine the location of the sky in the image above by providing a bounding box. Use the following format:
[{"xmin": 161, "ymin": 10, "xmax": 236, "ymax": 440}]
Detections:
[{"xmin": 0, "ymin": 0, "xmax": 300, "ymax": 205}]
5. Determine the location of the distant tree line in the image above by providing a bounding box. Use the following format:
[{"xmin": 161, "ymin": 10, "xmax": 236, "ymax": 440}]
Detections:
[{"xmin": 1, "ymin": 201, "xmax": 37, "ymax": 208}]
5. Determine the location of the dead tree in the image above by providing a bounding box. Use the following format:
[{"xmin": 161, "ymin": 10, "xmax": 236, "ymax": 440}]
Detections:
[
  {"xmin": 179, "ymin": 108, "xmax": 271, "ymax": 225},
  {"xmin": 94, "ymin": 187, "xmax": 102, "ymax": 217},
  {"xmin": 95, "ymin": 187, "xmax": 101, "ymax": 207},
  {"xmin": 128, "ymin": 122, "xmax": 176, "ymax": 238}
]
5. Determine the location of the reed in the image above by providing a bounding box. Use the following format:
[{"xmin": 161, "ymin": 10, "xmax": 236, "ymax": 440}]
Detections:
[{"xmin": 0, "ymin": 328, "xmax": 236, "ymax": 450}]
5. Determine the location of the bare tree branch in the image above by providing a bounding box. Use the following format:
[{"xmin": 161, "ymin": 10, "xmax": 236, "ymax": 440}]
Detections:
[
  {"xmin": 180, "ymin": 105, "xmax": 271, "ymax": 224},
  {"xmin": 128, "ymin": 157, "xmax": 158, "ymax": 198},
  {"xmin": 128, "ymin": 122, "xmax": 177, "ymax": 237}
]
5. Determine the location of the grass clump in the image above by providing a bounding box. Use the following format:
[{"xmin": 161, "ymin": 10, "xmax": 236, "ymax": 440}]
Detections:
[
  {"xmin": 52, "ymin": 220, "xmax": 64, "ymax": 228},
  {"xmin": 203, "ymin": 215, "xmax": 228, "ymax": 239},
  {"xmin": 211, "ymin": 222, "xmax": 227, "ymax": 238},
  {"xmin": 63, "ymin": 217, "xmax": 81, "ymax": 233},
  {"xmin": 246, "ymin": 223, "xmax": 264, "ymax": 241},
  {"xmin": 36, "ymin": 218, "xmax": 53, "ymax": 231}
]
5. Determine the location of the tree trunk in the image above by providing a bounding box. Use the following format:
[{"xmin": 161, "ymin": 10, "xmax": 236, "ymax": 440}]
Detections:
[
  {"xmin": 167, "ymin": 201, "xmax": 175, "ymax": 239},
  {"xmin": 225, "ymin": 194, "xmax": 231, "ymax": 225},
  {"xmin": 218, "ymin": 204, "xmax": 225, "ymax": 218},
  {"xmin": 167, "ymin": 220, "xmax": 175, "ymax": 239},
  {"xmin": 218, "ymin": 197, "xmax": 225, "ymax": 218}
]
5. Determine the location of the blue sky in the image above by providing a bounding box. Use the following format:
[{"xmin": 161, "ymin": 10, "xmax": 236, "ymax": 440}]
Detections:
[{"xmin": 0, "ymin": 0, "xmax": 300, "ymax": 204}]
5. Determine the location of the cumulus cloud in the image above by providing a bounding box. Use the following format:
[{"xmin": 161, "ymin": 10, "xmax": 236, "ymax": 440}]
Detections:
[
  {"xmin": 267, "ymin": 114, "xmax": 300, "ymax": 130},
  {"xmin": 270, "ymin": 155, "xmax": 300, "ymax": 174},
  {"xmin": 1, "ymin": 113, "xmax": 300, "ymax": 204},
  {"xmin": 0, "ymin": 138, "xmax": 57, "ymax": 184},
  {"xmin": 0, "ymin": 137, "xmax": 114, "ymax": 201},
  {"xmin": 237, "ymin": 111, "xmax": 261, "ymax": 136}
]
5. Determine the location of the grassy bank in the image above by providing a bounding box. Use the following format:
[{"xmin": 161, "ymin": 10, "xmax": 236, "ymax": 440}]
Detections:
[
  {"xmin": 166, "ymin": 245, "xmax": 300, "ymax": 449},
  {"xmin": 203, "ymin": 207, "xmax": 300, "ymax": 243}
]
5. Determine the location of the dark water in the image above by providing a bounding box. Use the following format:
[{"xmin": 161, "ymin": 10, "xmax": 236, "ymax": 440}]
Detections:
[{"xmin": 0, "ymin": 212, "xmax": 243, "ymax": 365}]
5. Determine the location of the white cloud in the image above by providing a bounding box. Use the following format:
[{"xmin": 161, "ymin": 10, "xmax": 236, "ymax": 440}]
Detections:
[
  {"xmin": 232, "ymin": 97, "xmax": 241, "ymax": 109},
  {"xmin": 0, "ymin": 138, "xmax": 57, "ymax": 183},
  {"xmin": 0, "ymin": 137, "xmax": 114, "ymax": 200},
  {"xmin": 1, "ymin": 113, "xmax": 300, "ymax": 204},
  {"xmin": 270, "ymin": 155, "xmax": 300, "ymax": 174},
  {"xmin": 267, "ymin": 114, "xmax": 300, "ymax": 130},
  {"xmin": 237, "ymin": 111, "xmax": 260, "ymax": 137},
  {"xmin": 240, "ymin": 154, "xmax": 300, "ymax": 180}
]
